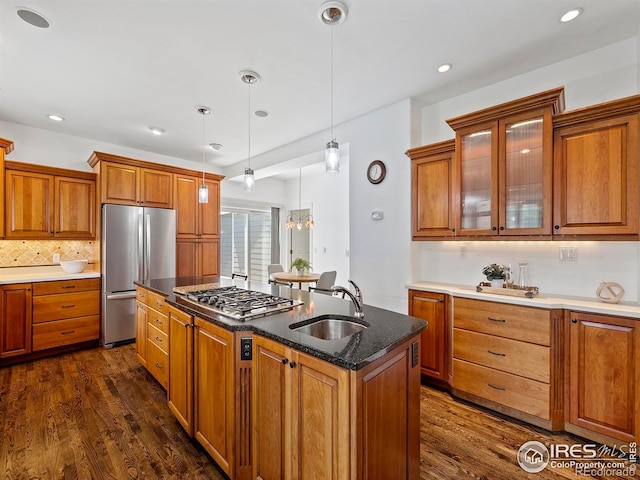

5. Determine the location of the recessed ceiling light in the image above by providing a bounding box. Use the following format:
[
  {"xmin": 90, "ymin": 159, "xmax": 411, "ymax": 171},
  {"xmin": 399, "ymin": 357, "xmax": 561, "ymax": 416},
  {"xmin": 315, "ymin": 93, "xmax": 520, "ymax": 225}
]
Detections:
[
  {"xmin": 16, "ymin": 8, "xmax": 50, "ymax": 28},
  {"xmin": 437, "ymin": 63, "xmax": 452, "ymax": 73},
  {"xmin": 254, "ymin": 110, "xmax": 268, "ymax": 118},
  {"xmin": 560, "ymin": 8, "xmax": 582, "ymax": 23},
  {"xmin": 47, "ymin": 114, "xmax": 64, "ymax": 122},
  {"xmin": 148, "ymin": 126, "xmax": 166, "ymax": 135},
  {"xmin": 209, "ymin": 143, "xmax": 223, "ymax": 151}
]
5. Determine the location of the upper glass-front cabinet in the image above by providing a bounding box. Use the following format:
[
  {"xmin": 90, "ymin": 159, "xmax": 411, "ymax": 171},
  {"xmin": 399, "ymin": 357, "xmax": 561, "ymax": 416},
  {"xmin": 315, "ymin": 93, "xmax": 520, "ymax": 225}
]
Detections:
[{"xmin": 448, "ymin": 88, "xmax": 563, "ymax": 237}]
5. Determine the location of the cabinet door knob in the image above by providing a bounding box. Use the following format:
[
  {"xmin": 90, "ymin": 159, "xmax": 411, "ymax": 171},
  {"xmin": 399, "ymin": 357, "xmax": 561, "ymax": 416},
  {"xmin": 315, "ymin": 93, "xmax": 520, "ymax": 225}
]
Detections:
[
  {"xmin": 491, "ymin": 226, "xmax": 497, "ymax": 231},
  {"xmin": 554, "ymin": 225, "xmax": 560, "ymax": 230},
  {"xmin": 571, "ymin": 318, "xmax": 577, "ymax": 324},
  {"xmin": 289, "ymin": 361, "xmax": 296, "ymax": 368},
  {"xmin": 499, "ymin": 226, "xmax": 504, "ymax": 231},
  {"xmin": 281, "ymin": 358, "xmax": 288, "ymax": 365}
]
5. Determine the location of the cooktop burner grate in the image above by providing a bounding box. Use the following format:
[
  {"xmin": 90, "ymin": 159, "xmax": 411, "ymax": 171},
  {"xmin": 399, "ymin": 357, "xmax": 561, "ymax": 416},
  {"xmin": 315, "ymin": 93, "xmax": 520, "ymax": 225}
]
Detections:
[{"xmin": 175, "ymin": 285, "xmax": 302, "ymax": 320}]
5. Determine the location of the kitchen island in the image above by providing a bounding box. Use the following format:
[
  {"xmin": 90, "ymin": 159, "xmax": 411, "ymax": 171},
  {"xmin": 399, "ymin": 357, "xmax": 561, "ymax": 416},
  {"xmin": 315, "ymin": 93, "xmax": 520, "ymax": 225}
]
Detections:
[{"xmin": 135, "ymin": 276, "xmax": 426, "ymax": 480}]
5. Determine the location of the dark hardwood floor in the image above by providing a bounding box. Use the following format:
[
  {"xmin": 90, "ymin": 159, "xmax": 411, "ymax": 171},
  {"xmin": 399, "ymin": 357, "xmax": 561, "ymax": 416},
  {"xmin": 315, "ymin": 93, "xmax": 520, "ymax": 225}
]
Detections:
[{"xmin": 0, "ymin": 345, "xmax": 635, "ymax": 479}]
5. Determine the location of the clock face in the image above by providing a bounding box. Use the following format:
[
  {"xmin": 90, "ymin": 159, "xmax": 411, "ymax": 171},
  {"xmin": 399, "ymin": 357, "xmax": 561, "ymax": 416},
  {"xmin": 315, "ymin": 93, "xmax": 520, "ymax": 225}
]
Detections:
[{"xmin": 367, "ymin": 160, "xmax": 386, "ymax": 184}]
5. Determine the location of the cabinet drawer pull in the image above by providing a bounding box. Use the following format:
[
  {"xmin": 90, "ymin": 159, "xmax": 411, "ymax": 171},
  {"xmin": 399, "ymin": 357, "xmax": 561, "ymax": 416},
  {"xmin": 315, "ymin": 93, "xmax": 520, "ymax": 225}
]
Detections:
[
  {"xmin": 61, "ymin": 330, "xmax": 76, "ymax": 335},
  {"xmin": 155, "ymin": 319, "xmax": 163, "ymax": 325},
  {"xmin": 488, "ymin": 383, "xmax": 505, "ymax": 391},
  {"xmin": 487, "ymin": 350, "xmax": 506, "ymax": 357},
  {"xmin": 487, "ymin": 316, "xmax": 506, "ymax": 323},
  {"xmin": 155, "ymin": 336, "xmax": 162, "ymax": 343},
  {"xmin": 61, "ymin": 304, "xmax": 76, "ymax": 309},
  {"xmin": 61, "ymin": 285, "xmax": 76, "ymax": 289},
  {"xmin": 156, "ymin": 302, "xmax": 163, "ymax": 307},
  {"xmin": 155, "ymin": 363, "xmax": 163, "ymax": 369}
]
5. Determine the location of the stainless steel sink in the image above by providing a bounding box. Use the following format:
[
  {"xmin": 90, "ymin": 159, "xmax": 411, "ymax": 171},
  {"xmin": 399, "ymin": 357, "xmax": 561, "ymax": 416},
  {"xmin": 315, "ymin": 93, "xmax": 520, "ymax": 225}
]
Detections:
[{"xmin": 291, "ymin": 315, "xmax": 369, "ymax": 340}]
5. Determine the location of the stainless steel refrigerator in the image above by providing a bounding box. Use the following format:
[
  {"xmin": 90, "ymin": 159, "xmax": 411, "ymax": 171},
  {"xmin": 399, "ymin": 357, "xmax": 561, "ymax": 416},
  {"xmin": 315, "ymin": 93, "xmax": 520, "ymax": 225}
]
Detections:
[{"xmin": 102, "ymin": 204, "xmax": 176, "ymax": 348}]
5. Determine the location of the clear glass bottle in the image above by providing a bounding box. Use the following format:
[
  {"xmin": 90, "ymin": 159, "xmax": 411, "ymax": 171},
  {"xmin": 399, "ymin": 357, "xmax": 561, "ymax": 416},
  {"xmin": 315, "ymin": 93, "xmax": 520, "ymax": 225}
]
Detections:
[
  {"xmin": 504, "ymin": 264, "xmax": 513, "ymax": 288},
  {"xmin": 518, "ymin": 263, "xmax": 529, "ymax": 288}
]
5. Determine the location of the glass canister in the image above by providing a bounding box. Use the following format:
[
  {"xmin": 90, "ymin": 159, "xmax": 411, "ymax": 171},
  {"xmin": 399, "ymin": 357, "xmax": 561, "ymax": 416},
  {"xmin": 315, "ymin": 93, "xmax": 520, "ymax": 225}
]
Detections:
[{"xmin": 518, "ymin": 263, "xmax": 529, "ymax": 288}]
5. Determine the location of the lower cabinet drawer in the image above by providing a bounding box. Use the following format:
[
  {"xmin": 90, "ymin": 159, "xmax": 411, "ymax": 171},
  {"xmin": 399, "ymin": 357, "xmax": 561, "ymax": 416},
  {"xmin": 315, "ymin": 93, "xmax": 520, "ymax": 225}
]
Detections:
[
  {"xmin": 147, "ymin": 323, "xmax": 168, "ymax": 353},
  {"xmin": 147, "ymin": 308, "xmax": 169, "ymax": 334},
  {"xmin": 33, "ymin": 291, "xmax": 100, "ymax": 323},
  {"xmin": 146, "ymin": 341, "xmax": 168, "ymax": 388},
  {"xmin": 452, "ymin": 359, "xmax": 550, "ymax": 420},
  {"xmin": 32, "ymin": 315, "xmax": 99, "ymax": 351},
  {"xmin": 453, "ymin": 328, "xmax": 550, "ymax": 383}
]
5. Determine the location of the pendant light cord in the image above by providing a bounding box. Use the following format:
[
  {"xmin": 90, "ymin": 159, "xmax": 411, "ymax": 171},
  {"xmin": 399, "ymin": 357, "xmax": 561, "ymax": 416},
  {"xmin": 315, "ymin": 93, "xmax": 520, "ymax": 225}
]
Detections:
[
  {"xmin": 299, "ymin": 168, "xmax": 302, "ymax": 210},
  {"xmin": 330, "ymin": 22, "xmax": 334, "ymax": 141},
  {"xmin": 201, "ymin": 111, "xmax": 205, "ymax": 183},
  {"xmin": 248, "ymin": 81, "xmax": 252, "ymax": 170}
]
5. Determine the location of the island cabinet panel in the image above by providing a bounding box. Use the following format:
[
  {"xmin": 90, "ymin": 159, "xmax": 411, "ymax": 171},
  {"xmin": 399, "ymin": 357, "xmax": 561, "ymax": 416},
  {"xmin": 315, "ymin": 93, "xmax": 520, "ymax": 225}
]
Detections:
[
  {"xmin": 406, "ymin": 140, "xmax": 456, "ymax": 238},
  {"xmin": 0, "ymin": 284, "xmax": 32, "ymax": 358},
  {"xmin": 135, "ymin": 295, "xmax": 147, "ymax": 367},
  {"xmin": 452, "ymin": 297, "xmax": 564, "ymax": 430},
  {"xmin": 168, "ymin": 306, "xmax": 194, "ymax": 435},
  {"xmin": 193, "ymin": 317, "xmax": 236, "ymax": 478},
  {"xmin": 408, "ymin": 290, "xmax": 449, "ymax": 382},
  {"xmin": 135, "ymin": 286, "xmax": 169, "ymax": 385},
  {"xmin": 566, "ymin": 311, "xmax": 640, "ymax": 443},
  {"xmin": 253, "ymin": 334, "xmax": 421, "ymax": 480},
  {"xmin": 553, "ymin": 111, "xmax": 639, "ymax": 237}
]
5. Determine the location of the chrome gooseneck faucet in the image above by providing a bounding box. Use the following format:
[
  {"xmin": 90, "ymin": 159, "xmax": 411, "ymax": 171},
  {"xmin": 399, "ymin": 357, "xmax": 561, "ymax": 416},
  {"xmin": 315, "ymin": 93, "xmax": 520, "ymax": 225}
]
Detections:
[{"xmin": 331, "ymin": 280, "xmax": 364, "ymax": 318}]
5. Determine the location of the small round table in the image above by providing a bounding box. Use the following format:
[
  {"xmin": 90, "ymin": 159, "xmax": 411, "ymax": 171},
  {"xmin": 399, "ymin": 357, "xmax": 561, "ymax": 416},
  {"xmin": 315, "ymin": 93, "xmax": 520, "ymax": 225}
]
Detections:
[{"xmin": 270, "ymin": 272, "xmax": 321, "ymax": 289}]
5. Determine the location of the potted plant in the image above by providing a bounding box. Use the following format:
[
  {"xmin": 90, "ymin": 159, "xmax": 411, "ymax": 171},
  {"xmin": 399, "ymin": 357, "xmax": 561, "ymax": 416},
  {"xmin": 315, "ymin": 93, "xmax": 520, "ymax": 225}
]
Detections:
[
  {"xmin": 482, "ymin": 263, "xmax": 506, "ymax": 287},
  {"xmin": 290, "ymin": 258, "xmax": 312, "ymax": 276}
]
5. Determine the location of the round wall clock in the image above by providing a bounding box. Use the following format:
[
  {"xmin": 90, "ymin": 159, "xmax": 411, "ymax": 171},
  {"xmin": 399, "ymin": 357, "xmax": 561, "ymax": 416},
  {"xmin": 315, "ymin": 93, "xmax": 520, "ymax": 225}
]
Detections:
[{"xmin": 367, "ymin": 160, "xmax": 386, "ymax": 184}]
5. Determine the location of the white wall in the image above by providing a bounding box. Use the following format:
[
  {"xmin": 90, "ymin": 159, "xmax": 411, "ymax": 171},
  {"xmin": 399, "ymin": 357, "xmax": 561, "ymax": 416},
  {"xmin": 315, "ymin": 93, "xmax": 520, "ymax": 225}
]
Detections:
[
  {"xmin": 416, "ymin": 37, "xmax": 640, "ymax": 303},
  {"xmin": 281, "ymin": 162, "xmax": 350, "ymax": 287}
]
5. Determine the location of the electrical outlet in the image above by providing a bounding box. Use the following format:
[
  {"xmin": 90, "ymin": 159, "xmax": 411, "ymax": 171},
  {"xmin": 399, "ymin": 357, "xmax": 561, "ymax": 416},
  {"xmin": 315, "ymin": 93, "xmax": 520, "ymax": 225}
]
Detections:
[
  {"xmin": 460, "ymin": 246, "xmax": 467, "ymax": 258},
  {"xmin": 53, "ymin": 253, "xmax": 61, "ymax": 263},
  {"xmin": 559, "ymin": 247, "xmax": 577, "ymax": 262}
]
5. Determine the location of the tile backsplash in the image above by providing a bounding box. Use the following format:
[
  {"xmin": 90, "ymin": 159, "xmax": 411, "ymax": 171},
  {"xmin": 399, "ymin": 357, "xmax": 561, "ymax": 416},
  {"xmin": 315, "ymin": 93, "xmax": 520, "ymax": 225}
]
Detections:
[{"xmin": 0, "ymin": 240, "xmax": 94, "ymax": 267}]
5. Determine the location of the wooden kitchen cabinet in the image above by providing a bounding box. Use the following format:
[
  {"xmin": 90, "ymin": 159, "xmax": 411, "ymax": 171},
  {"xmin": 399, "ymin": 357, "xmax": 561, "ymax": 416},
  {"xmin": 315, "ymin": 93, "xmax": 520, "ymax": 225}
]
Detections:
[
  {"xmin": 406, "ymin": 140, "xmax": 456, "ymax": 238},
  {"xmin": 553, "ymin": 96, "xmax": 640, "ymax": 238},
  {"xmin": 31, "ymin": 278, "xmax": 100, "ymax": 351},
  {"xmin": 0, "ymin": 283, "xmax": 32, "ymax": 358},
  {"xmin": 253, "ymin": 333, "xmax": 421, "ymax": 480},
  {"xmin": 0, "ymin": 138, "xmax": 14, "ymax": 238},
  {"xmin": 446, "ymin": 88, "xmax": 564, "ymax": 237},
  {"xmin": 135, "ymin": 295, "xmax": 147, "ymax": 367},
  {"xmin": 4, "ymin": 162, "xmax": 96, "ymax": 239},
  {"xmin": 176, "ymin": 239, "xmax": 220, "ymax": 278},
  {"xmin": 168, "ymin": 306, "xmax": 194, "ymax": 435},
  {"xmin": 566, "ymin": 311, "xmax": 639, "ymax": 444},
  {"xmin": 135, "ymin": 285, "xmax": 169, "ymax": 387},
  {"xmin": 451, "ymin": 297, "xmax": 564, "ymax": 430},
  {"xmin": 88, "ymin": 152, "xmax": 173, "ymax": 208},
  {"xmin": 408, "ymin": 289, "xmax": 449, "ymax": 383},
  {"xmin": 174, "ymin": 174, "xmax": 221, "ymax": 278}
]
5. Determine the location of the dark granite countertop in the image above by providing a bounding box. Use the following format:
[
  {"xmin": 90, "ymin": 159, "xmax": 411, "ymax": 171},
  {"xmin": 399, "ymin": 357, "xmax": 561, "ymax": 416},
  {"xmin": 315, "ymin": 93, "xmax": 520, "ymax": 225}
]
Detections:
[{"xmin": 135, "ymin": 276, "xmax": 426, "ymax": 370}]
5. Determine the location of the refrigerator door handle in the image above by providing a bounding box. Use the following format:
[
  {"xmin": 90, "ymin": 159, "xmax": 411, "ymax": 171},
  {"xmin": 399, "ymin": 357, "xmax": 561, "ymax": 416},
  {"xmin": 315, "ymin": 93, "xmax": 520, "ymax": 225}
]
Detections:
[
  {"xmin": 145, "ymin": 213, "xmax": 151, "ymax": 282},
  {"xmin": 137, "ymin": 213, "xmax": 144, "ymax": 282},
  {"xmin": 106, "ymin": 292, "xmax": 137, "ymax": 300}
]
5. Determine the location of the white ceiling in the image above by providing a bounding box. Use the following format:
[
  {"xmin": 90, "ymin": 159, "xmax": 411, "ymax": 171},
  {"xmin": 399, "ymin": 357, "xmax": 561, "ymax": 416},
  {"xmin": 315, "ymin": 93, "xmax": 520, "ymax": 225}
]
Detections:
[{"xmin": 2, "ymin": 0, "xmax": 640, "ymax": 178}]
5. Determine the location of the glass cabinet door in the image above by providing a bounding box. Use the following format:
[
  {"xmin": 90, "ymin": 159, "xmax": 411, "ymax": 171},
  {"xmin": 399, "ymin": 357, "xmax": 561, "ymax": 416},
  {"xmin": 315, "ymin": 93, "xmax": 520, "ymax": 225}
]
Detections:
[
  {"xmin": 500, "ymin": 111, "xmax": 551, "ymax": 235},
  {"xmin": 458, "ymin": 124, "xmax": 497, "ymax": 234}
]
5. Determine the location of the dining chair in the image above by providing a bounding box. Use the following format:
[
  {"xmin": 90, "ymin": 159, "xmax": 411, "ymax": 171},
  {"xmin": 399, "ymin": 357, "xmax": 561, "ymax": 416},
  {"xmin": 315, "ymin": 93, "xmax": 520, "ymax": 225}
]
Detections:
[
  {"xmin": 267, "ymin": 264, "xmax": 284, "ymax": 284},
  {"xmin": 309, "ymin": 271, "xmax": 337, "ymax": 295}
]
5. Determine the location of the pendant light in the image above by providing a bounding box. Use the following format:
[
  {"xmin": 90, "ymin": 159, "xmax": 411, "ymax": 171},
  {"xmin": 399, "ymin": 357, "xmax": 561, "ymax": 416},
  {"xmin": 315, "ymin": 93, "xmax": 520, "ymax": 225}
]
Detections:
[
  {"xmin": 240, "ymin": 70, "xmax": 260, "ymax": 192},
  {"xmin": 196, "ymin": 106, "xmax": 211, "ymax": 203},
  {"xmin": 285, "ymin": 168, "xmax": 315, "ymax": 229},
  {"xmin": 320, "ymin": 1, "xmax": 347, "ymax": 173}
]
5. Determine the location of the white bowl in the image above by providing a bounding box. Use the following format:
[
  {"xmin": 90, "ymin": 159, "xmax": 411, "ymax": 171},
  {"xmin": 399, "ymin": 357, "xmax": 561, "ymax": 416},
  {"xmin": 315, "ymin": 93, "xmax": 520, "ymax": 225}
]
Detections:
[{"xmin": 60, "ymin": 259, "xmax": 88, "ymax": 274}]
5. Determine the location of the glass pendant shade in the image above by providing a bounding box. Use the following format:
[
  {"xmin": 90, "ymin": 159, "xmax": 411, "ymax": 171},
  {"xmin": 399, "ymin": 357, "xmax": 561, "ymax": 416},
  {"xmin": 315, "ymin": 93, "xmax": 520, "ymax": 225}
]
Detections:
[
  {"xmin": 198, "ymin": 182, "xmax": 209, "ymax": 203},
  {"xmin": 285, "ymin": 215, "xmax": 296, "ymax": 229},
  {"xmin": 244, "ymin": 167, "xmax": 255, "ymax": 192},
  {"xmin": 325, "ymin": 140, "xmax": 340, "ymax": 173},
  {"xmin": 306, "ymin": 215, "xmax": 315, "ymax": 228}
]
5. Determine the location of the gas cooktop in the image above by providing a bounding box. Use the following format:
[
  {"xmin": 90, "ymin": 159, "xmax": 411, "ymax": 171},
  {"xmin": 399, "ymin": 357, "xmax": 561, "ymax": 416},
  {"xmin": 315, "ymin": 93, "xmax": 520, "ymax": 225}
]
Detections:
[{"xmin": 174, "ymin": 285, "xmax": 302, "ymax": 321}]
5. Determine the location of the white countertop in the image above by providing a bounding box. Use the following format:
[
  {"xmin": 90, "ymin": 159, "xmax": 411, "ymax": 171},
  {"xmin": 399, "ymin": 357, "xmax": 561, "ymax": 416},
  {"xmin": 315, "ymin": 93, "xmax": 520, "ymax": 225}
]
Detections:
[
  {"xmin": 406, "ymin": 281, "xmax": 640, "ymax": 319},
  {"xmin": 0, "ymin": 265, "xmax": 101, "ymax": 285}
]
